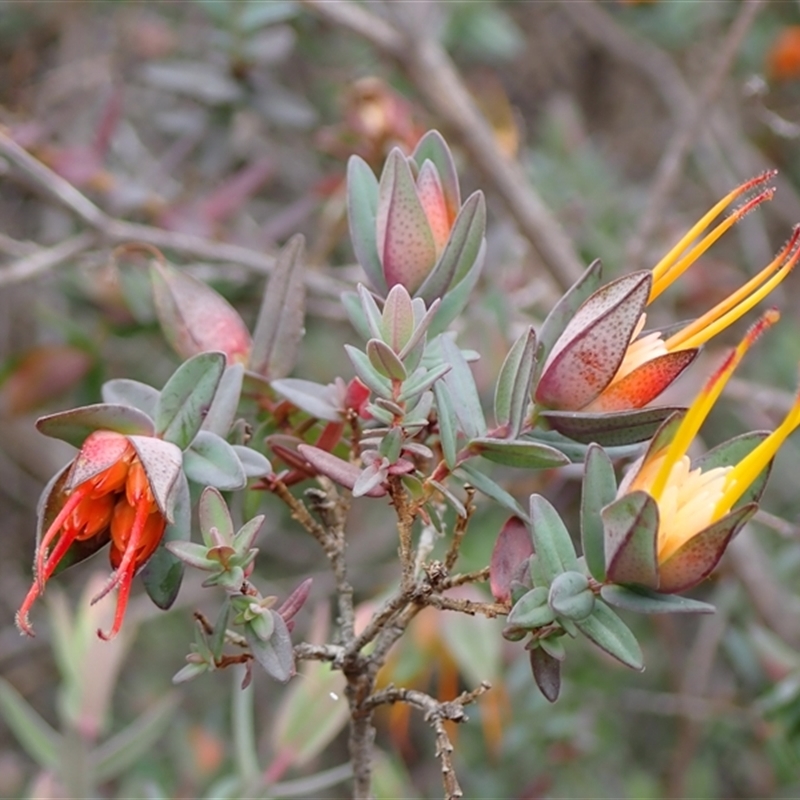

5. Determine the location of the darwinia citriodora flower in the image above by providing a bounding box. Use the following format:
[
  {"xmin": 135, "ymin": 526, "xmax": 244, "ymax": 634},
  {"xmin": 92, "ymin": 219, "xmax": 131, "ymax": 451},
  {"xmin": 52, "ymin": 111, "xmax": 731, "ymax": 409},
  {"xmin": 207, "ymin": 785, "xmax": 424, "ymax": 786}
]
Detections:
[
  {"xmin": 536, "ymin": 173, "xmax": 800, "ymax": 413},
  {"xmin": 16, "ymin": 430, "xmax": 167, "ymax": 640},
  {"xmin": 615, "ymin": 310, "xmax": 800, "ymax": 591}
]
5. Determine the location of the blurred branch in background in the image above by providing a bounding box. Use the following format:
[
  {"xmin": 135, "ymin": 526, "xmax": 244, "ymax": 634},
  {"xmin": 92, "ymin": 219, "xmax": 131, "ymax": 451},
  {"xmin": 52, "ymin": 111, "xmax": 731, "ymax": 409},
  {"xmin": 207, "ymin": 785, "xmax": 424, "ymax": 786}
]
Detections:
[{"xmin": 298, "ymin": 0, "xmax": 585, "ymax": 292}]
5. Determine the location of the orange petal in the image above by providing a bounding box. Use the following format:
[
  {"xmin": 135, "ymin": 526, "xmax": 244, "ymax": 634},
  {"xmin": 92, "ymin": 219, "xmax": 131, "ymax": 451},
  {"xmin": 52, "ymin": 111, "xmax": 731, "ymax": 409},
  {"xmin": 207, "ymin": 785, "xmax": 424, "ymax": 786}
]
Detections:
[{"xmin": 587, "ymin": 350, "xmax": 698, "ymax": 412}]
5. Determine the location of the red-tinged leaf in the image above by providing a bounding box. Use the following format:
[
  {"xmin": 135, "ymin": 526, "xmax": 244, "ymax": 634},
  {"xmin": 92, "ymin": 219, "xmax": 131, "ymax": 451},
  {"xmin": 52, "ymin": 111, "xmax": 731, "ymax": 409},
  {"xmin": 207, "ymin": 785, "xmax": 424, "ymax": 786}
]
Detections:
[
  {"xmin": 536, "ymin": 259, "xmax": 603, "ymax": 377},
  {"xmin": 376, "ymin": 149, "xmax": 436, "ymax": 294},
  {"xmin": 417, "ymin": 191, "xmax": 485, "ymax": 306},
  {"xmin": 539, "ymin": 405, "xmax": 683, "ymax": 447},
  {"xmin": 415, "ymin": 160, "xmax": 450, "ymax": 252},
  {"xmin": 249, "ymin": 234, "xmax": 306, "ymax": 380},
  {"xmin": 267, "ymin": 435, "xmax": 316, "ymax": 475},
  {"xmin": 150, "ymin": 261, "xmax": 251, "ymax": 364},
  {"xmin": 530, "ymin": 647, "xmax": 561, "ymax": 703},
  {"xmin": 490, "ymin": 516, "xmax": 533, "ymax": 603},
  {"xmin": 297, "ymin": 444, "xmax": 387, "ymax": 497},
  {"xmin": 315, "ymin": 421, "xmax": 344, "ymax": 453},
  {"xmin": 535, "ymin": 271, "xmax": 651, "ymax": 410},
  {"xmin": 0, "ymin": 346, "xmax": 92, "ymax": 417},
  {"xmin": 411, "ymin": 130, "xmax": 461, "ymax": 219},
  {"xmin": 602, "ymin": 491, "xmax": 659, "ymax": 588},
  {"xmin": 658, "ymin": 505, "xmax": 755, "ymax": 593},
  {"xmin": 277, "ymin": 578, "xmax": 313, "ymax": 622},
  {"xmin": 587, "ymin": 349, "xmax": 698, "ymax": 412}
]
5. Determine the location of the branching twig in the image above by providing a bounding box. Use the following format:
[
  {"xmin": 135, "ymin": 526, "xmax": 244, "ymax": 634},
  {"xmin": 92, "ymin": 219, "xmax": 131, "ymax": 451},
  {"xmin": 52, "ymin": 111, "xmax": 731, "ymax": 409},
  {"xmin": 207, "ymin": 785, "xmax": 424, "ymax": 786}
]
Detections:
[
  {"xmin": 298, "ymin": 0, "xmax": 584, "ymax": 291},
  {"xmin": 0, "ymin": 128, "xmax": 349, "ymax": 298},
  {"xmin": 364, "ymin": 682, "xmax": 491, "ymax": 800},
  {"xmin": 294, "ymin": 642, "xmax": 346, "ymax": 664},
  {"xmin": 443, "ymin": 487, "xmax": 475, "ymax": 572},
  {"xmin": 422, "ymin": 594, "xmax": 508, "ymax": 619},
  {"xmin": 0, "ymin": 232, "xmax": 98, "ymax": 288},
  {"xmin": 388, "ymin": 476, "xmax": 416, "ymax": 593}
]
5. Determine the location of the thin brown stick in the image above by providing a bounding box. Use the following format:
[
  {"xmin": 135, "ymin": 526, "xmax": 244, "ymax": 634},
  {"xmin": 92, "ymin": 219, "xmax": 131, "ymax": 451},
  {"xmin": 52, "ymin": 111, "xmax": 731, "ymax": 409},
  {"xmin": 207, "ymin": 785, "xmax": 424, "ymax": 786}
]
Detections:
[
  {"xmin": 298, "ymin": 0, "xmax": 584, "ymax": 291},
  {"xmin": 0, "ymin": 232, "xmax": 97, "ymax": 288},
  {"xmin": 364, "ymin": 682, "xmax": 491, "ymax": 800},
  {"xmin": 388, "ymin": 476, "xmax": 416, "ymax": 593},
  {"xmin": 623, "ymin": 0, "xmax": 767, "ymax": 269}
]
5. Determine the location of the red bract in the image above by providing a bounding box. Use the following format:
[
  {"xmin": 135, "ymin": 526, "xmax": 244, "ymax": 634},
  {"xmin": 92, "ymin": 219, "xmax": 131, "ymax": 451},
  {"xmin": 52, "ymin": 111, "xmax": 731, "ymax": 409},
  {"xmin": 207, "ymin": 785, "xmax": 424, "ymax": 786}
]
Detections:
[{"xmin": 17, "ymin": 430, "xmax": 169, "ymax": 640}]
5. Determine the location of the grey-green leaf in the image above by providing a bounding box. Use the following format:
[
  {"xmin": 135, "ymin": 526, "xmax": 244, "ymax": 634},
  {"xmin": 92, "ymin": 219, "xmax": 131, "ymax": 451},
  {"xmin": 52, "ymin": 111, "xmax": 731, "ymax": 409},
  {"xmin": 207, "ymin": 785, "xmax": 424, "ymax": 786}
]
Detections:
[
  {"xmin": 0, "ymin": 677, "xmax": 60, "ymax": 768},
  {"xmin": 600, "ymin": 585, "xmax": 716, "ymax": 614},
  {"xmin": 155, "ymin": 352, "xmax": 226, "ymax": 449},
  {"xmin": 36, "ymin": 404, "xmax": 155, "ymax": 448},
  {"xmin": 440, "ymin": 336, "xmax": 486, "ymax": 439},
  {"xmin": 494, "ymin": 326, "xmax": 536, "ymax": 438},
  {"xmin": 581, "ymin": 444, "xmax": 617, "ymax": 581},
  {"xmin": 347, "ymin": 156, "xmax": 385, "ymax": 294},
  {"xmin": 183, "ymin": 430, "xmax": 247, "ymax": 491},
  {"xmin": 101, "ymin": 379, "xmax": 159, "ymax": 419},
  {"xmin": 529, "ymin": 494, "xmax": 579, "ymax": 582},
  {"xmin": 469, "ymin": 438, "xmax": 569, "ymax": 469},
  {"xmin": 575, "ymin": 600, "xmax": 644, "ymax": 670}
]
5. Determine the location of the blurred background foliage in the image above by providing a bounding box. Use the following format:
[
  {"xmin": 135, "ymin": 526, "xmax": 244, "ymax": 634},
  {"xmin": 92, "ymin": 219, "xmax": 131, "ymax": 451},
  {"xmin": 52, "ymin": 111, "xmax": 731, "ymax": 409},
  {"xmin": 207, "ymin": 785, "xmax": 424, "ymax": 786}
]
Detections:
[{"xmin": 1, "ymin": 0, "xmax": 800, "ymax": 797}]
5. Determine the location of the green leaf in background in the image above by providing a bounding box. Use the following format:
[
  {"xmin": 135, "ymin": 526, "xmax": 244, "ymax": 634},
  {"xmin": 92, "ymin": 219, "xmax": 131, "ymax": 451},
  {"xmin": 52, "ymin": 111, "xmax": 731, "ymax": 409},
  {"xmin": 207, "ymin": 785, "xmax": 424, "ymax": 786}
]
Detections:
[
  {"xmin": 36, "ymin": 404, "xmax": 155, "ymax": 448},
  {"xmin": 90, "ymin": 694, "xmax": 181, "ymax": 783},
  {"xmin": 581, "ymin": 444, "xmax": 617, "ymax": 582},
  {"xmin": 182, "ymin": 430, "xmax": 247, "ymax": 491},
  {"xmin": 575, "ymin": 600, "xmax": 643, "ymax": 671},
  {"xmin": 272, "ymin": 661, "xmax": 348, "ymax": 770},
  {"xmin": 0, "ymin": 678, "xmax": 61, "ymax": 769},
  {"xmin": 155, "ymin": 351, "xmax": 226, "ymax": 449}
]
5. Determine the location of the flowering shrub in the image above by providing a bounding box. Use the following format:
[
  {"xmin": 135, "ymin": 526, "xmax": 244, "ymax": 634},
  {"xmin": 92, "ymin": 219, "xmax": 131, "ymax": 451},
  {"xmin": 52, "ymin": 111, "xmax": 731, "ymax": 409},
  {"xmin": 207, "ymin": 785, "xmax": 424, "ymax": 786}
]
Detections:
[{"xmin": 12, "ymin": 131, "xmax": 800, "ymax": 798}]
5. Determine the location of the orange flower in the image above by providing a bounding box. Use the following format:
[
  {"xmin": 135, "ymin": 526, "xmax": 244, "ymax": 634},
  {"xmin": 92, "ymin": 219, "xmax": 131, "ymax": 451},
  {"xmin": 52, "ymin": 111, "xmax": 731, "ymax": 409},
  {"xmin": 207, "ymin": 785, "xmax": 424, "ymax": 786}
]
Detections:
[{"xmin": 17, "ymin": 430, "xmax": 169, "ymax": 640}]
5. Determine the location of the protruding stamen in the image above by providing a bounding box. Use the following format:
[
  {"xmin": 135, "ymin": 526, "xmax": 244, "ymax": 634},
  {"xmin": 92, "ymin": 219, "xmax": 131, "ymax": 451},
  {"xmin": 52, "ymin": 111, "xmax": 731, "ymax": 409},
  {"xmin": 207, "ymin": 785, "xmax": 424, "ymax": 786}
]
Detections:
[
  {"xmin": 91, "ymin": 499, "xmax": 149, "ymax": 609},
  {"xmin": 716, "ymin": 382, "xmax": 800, "ymax": 516},
  {"xmin": 649, "ymin": 310, "xmax": 778, "ymax": 503},
  {"xmin": 650, "ymin": 188, "xmax": 775, "ymax": 302},
  {"xmin": 666, "ymin": 228, "xmax": 800, "ymax": 351},
  {"xmin": 34, "ymin": 486, "xmax": 90, "ymax": 591},
  {"xmin": 650, "ymin": 172, "xmax": 776, "ymax": 287}
]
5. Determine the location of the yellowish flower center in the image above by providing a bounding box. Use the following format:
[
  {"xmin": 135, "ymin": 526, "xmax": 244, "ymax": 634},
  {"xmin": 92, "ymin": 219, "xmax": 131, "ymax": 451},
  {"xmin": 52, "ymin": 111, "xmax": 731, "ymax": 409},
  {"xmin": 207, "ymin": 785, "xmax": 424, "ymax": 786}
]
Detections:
[{"xmin": 629, "ymin": 453, "xmax": 730, "ymax": 562}]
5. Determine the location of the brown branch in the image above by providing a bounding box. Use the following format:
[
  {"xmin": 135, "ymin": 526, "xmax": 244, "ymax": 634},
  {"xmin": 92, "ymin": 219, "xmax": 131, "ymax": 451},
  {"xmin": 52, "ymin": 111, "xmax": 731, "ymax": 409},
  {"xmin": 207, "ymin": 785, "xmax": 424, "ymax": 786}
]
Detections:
[
  {"xmin": 443, "ymin": 486, "xmax": 475, "ymax": 572},
  {"xmin": 388, "ymin": 476, "xmax": 416, "ymax": 593},
  {"xmin": 294, "ymin": 642, "xmax": 346, "ymax": 664},
  {"xmin": 0, "ymin": 128, "xmax": 349, "ymax": 298},
  {"xmin": 422, "ymin": 594, "xmax": 508, "ymax": 619},
  {"xmin": 621, "ymin": 0, "xmax": 767, "ymax": 269},
  {"xmin": 298, "ymin": 0, "xmax": 584, "ymax": 291},
  {"xmin": 0, "ymin": 232, "xmax": 97, "ymax": 288},
  {"xmin": 363, "ymin": 682, "xmax": 491, "ymax": 800}
]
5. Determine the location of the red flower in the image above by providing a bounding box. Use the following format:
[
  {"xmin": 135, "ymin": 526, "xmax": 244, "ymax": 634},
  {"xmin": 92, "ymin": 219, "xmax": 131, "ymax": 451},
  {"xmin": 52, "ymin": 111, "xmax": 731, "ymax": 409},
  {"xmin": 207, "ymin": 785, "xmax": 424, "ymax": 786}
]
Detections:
[{"xmin": 17, "ymin": 430, "xmax": 169, "ymax": 640}]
